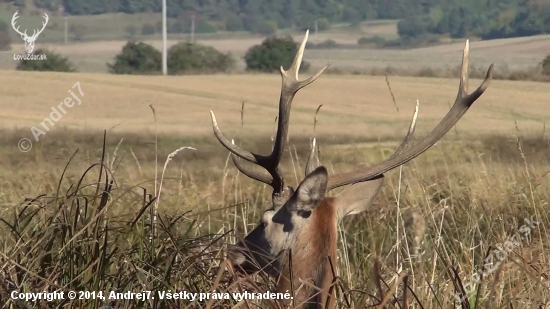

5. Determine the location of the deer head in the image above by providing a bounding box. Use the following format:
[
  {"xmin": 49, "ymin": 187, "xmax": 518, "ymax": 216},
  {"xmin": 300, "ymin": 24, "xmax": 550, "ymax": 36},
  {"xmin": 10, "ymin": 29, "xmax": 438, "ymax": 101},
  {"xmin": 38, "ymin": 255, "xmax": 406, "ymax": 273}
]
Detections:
[
  {"xmin": 11, "ymin": 11, "xmax": 49, "ymax": 54},
  {"xmin": 210, "ymin": 30, "xmax": 493, "ymax": 308}
]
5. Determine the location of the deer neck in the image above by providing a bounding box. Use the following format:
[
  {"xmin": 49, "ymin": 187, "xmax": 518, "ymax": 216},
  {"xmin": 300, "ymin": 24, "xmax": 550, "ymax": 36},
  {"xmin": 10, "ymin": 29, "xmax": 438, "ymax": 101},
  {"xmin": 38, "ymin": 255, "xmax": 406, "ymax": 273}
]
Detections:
[{"xmin": 276, "ymin": 197, "xmax": 338, "ymax": 309}]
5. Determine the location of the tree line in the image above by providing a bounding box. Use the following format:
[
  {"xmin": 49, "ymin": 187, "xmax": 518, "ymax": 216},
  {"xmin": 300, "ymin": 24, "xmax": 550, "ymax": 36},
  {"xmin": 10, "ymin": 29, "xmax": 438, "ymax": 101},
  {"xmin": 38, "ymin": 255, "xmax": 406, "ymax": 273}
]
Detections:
[
  {"xmin": 398, "ymin": 0, "xmax": 550, "ymax": 40},
  {"xmin": 1, "ymin": 0, "xmax": 549, "ymax": 40}
]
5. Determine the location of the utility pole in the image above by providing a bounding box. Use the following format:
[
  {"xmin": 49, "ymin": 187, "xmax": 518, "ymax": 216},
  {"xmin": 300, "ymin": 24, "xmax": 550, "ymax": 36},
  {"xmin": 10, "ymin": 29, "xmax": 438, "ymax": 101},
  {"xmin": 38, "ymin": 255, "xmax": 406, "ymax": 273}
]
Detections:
[
  {"xmin": 64, "ymin": 15, "xmax": 68, "ymax": 44},
  {"xmin": 162, "ymin": 0, "xmax": 167, "ymax": 75},
  {"xmin": 191, "ymin": 14, "xmax": 195, "ymax": 44},
  {"xmin": 315, "ymin": 19, "xmax": 318, "ymax": 36}
]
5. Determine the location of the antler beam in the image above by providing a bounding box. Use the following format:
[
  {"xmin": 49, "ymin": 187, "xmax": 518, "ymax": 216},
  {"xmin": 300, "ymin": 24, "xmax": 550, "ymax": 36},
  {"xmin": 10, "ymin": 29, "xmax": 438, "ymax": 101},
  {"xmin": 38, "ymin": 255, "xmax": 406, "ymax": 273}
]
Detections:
[{"xmin": 326, "ymin": 40, "xmax": 493, "ymax": 191}]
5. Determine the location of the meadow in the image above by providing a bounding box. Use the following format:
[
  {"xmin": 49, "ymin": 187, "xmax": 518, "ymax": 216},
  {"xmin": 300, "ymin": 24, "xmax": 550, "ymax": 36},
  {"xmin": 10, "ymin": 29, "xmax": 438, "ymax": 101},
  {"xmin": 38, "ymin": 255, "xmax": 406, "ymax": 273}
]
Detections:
[{"xmin": 0, "ymin": 66, "xmax": 549, "ymax": 308}]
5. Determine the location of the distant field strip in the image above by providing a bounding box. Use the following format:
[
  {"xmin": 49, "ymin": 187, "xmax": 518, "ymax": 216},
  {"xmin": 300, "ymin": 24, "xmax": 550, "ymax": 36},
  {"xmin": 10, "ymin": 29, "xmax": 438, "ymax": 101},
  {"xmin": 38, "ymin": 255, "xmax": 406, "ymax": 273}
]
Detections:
[
  {"xmin": 1, "ymin": 70, "xmax": 549, "ymax": 140},
  {"xmin": 2, "ymin": 34, "xmax": 549, "ymax": 73}
]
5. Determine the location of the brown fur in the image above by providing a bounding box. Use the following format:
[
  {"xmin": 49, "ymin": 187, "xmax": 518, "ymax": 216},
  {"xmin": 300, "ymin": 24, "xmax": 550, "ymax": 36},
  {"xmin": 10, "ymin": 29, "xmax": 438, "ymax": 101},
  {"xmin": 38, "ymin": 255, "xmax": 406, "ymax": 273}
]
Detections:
[{"xmin": 276, "ymin": 197, "xmax": 338, "ymax": 309}]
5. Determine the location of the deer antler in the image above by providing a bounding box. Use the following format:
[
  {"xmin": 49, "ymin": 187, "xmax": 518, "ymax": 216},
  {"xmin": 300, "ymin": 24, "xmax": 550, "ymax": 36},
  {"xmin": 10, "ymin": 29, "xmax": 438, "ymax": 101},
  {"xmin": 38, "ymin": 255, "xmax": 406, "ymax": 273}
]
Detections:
[
  {"xmin": 210, "ymin": 30, "xmax": 330, "ymax": 198},
  {"xmin": 326, "ymin": 40, "xmax": 493, "ymax": 191},
  {"xmin": 211, "ymin": 34, "xmax": 492, "ymax": 203}
]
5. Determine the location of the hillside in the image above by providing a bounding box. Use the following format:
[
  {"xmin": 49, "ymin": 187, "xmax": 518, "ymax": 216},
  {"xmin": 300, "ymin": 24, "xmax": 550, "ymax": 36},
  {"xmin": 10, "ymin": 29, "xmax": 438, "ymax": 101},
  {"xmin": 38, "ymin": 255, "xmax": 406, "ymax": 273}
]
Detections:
[{"xmin": 0, "ymin": 0, "xmax": 549, "ymax": 42}]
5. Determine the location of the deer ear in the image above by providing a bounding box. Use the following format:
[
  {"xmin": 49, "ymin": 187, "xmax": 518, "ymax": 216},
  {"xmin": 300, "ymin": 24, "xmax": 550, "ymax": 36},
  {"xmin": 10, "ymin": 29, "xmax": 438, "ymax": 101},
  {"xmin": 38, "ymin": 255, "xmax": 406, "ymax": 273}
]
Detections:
[
  {"xmin": 335, "ymin": 175, "xmax": 384, "ymax": 221},
  {"xmin": 288, "ymin": 166, "xmax": 328, "ymax": 212}
]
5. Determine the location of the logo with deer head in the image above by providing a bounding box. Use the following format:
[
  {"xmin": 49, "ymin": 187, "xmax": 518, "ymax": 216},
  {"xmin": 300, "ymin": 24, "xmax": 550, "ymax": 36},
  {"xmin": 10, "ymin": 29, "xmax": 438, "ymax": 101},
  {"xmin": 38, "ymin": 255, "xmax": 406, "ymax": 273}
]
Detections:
[{"xmin": 11, "ymin": 11, "xmax": 49, "ymax": 54}]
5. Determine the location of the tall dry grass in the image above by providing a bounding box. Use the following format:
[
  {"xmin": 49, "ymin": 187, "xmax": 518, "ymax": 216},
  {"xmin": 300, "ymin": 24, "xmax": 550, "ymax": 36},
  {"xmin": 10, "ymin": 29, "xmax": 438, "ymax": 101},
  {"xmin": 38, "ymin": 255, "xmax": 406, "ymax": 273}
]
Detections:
[{"xmin": 0, "ymin": 126, "xmax": 548, "ymax": 308}]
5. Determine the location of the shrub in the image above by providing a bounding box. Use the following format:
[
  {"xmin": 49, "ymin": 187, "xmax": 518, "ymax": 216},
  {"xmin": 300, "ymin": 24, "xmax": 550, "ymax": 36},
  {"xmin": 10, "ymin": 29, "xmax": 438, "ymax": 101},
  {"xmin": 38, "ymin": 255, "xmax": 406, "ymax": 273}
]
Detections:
[
  {"xmin": 542, "ymin": 54, "xmax": 550, "ymax": 76},
  {"xmin": 107, "ymin": 41, "xmax": 161, "ymax": 75},
  {"xmin": 357, "ymin": 37, "xmax": 369, "ymax": 45},
  {"xmin": 167, "ymin": 42, "xmax": 235, "ymax": 74},
  {"xmin": 16, "ymin": 49, "xmax": 77, "ymax": 72},
  {"xmin": 0, "ymin": 20, "xmax": 11, "ymax": 51},
  {"xmin": 0, "ymin": 31, "xmax": 11, "ymax": 51},
  {"xmin": 244, "ymin": 36, "xmax": 310, "ymax": 73},
  {"xmin": 0, "ymin": 19, "xmax": 8, "ymax": 32},
  {"xmin": 142, "ymin": 23, "xmax": 156, "ymax": 35},
  {"xmin": 357, "ymin": 36, "xmax": 386, "ymax": 46},
  {"xmin": 310, "ymin": 39, "xmax": 339, "ymax": 49}
]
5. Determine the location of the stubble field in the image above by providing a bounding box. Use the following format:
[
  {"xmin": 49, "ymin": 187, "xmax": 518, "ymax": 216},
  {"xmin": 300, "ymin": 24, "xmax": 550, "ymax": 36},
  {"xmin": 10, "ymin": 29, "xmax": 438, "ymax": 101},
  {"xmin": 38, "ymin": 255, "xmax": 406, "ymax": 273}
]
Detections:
[{"xmin": 0, "ymin": 62, "xmax": 550, "ymax": 307}]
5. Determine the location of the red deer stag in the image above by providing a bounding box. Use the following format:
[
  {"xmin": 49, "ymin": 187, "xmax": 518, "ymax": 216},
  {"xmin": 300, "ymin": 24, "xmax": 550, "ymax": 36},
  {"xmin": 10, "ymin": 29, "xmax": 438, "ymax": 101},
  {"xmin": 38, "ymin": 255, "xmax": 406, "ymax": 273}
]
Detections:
[{"xmin": 210, "ymin": 31, "xmax": 493, "ymax": 308}]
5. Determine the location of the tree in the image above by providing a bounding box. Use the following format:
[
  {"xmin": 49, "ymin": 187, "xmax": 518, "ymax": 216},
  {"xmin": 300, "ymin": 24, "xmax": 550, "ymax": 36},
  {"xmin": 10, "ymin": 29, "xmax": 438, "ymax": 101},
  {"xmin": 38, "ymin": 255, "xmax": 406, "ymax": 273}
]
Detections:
[
  {"xmin": 16, "ymin": 49, "xmax": 77, "ymax": 72},
  {"xmin": 244, "ymin": 36, "xmax": 310, "ymax": 72},
  {"xmin": 107, "ymin": 41, "xmax": 161, "ymax": 74},
  {"xmin": 167, "ymin": 43, "xmax": 235, "ymax": 74}
]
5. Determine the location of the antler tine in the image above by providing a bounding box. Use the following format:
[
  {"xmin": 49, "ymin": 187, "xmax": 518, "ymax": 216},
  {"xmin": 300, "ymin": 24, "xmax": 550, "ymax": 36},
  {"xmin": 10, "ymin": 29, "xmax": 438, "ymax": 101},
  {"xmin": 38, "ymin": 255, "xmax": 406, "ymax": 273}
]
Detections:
[
  {"xmin": 305, "ymin": 138, "xmax": 319, "ymax": 176},
  {"xmin": 389, "ymin": 100, "xmax": 419, "ymax": 159},
  {"xmin": 281, "ymin": 30, "xmax": 331, "ymax": 88},
  {"xmin": 270, "ymin": 30, "xmax": 330, "ymax": 175},
  {"xmin": 327, "ymin": 40, "xmax": 493, "ymax": 191},
  {"xmin": 211, "ymin": 30, "xmax": 330, "ymax": 195}
]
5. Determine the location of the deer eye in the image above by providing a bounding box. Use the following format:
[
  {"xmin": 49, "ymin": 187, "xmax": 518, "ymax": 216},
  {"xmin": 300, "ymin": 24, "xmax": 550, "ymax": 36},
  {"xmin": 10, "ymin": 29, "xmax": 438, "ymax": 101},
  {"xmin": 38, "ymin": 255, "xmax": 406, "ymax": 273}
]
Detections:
[{"xmin": 260, "ymin": 218, "xmax": 268, "ymax": 227}]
